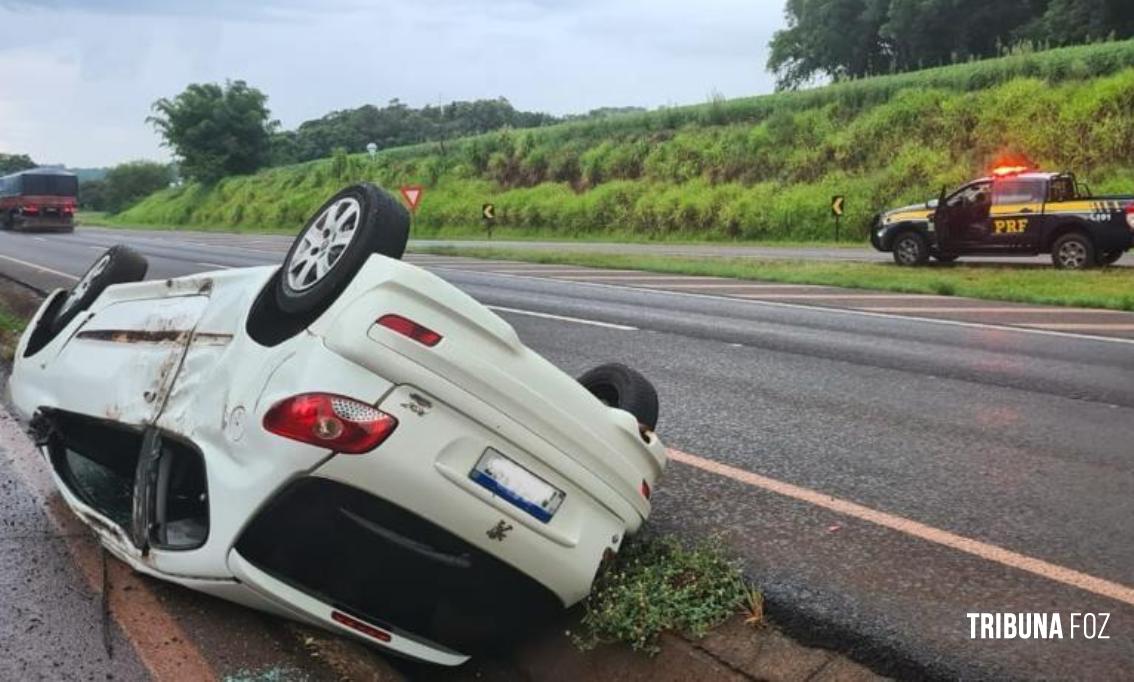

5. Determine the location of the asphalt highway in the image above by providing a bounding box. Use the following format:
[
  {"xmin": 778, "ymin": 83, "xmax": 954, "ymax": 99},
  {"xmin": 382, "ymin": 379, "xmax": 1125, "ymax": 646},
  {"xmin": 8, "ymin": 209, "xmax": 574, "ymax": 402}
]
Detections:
[{"xmin": 2, "ymin": 227, "xmax": 1134, "ymax": 679}]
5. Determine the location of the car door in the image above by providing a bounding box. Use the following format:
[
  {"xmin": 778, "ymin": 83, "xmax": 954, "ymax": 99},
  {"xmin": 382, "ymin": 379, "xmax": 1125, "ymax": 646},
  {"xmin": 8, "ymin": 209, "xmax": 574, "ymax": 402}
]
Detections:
[
  {"xmin": 936, "ymin": 182, "xmax": 992, "ymax": 251},
  {"xmin": 988, "ymin": 178, "xmax": 1045, "ymax": 250}
]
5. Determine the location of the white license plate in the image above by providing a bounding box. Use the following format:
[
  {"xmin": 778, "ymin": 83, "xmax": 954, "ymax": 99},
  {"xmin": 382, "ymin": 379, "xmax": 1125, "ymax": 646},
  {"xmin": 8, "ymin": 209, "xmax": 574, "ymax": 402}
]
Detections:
[{"xmin": 470, "ymin": 449, "xmax": 565, "ymax": 523}]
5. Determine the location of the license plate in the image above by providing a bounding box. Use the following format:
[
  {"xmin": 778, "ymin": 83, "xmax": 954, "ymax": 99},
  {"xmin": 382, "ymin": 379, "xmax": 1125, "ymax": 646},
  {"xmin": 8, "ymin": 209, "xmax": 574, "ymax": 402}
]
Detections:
[{"xmin": 470, "ymin": 449, "xmax": 565, "ymax": 523}]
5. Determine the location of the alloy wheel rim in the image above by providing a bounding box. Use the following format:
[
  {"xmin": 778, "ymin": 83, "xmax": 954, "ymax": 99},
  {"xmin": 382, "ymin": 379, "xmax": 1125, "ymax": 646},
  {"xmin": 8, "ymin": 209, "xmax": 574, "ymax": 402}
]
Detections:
[
  {"xmin": 1058, "ymin": 241, "xmax": 1086, "ymax": 268},
  {"xmin": 60, "ymin": 253, "xmax": 110, "ymax": 315},
  {"xmin": 285, "ymin": 197, "xmax": 361, "ymax": 291},
  {"xmin": 897, "ymin": 238, "xmax": 918, "ymax": 264}
]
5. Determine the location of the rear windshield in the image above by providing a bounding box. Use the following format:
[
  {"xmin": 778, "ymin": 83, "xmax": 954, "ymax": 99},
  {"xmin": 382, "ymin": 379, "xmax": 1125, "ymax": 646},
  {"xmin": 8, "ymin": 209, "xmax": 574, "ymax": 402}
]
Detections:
[{"xmin": 18, "ymin": 174, "xmax": 79, "ymax": 197}]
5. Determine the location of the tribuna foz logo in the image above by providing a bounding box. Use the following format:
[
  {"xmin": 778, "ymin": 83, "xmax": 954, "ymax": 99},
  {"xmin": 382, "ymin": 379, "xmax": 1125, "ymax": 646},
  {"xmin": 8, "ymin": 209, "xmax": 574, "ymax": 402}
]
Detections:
[{"xmin": 967, "ymin": 613, "xmax": 1110, "ymax": 640}]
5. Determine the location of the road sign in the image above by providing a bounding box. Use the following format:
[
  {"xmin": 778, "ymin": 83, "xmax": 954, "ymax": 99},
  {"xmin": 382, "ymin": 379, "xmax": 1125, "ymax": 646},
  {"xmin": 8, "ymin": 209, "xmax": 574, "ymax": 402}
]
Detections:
[
  {"xmin": 831, "ymin": 195, "xmax": 845, "ymax": 217},
  {"xmin": 482, "ymin": 203, "xmax": 495, "ymax": 220},
  {"xmin": 400, "ymin": 185, "xmax": 424, "ymax": 212}
]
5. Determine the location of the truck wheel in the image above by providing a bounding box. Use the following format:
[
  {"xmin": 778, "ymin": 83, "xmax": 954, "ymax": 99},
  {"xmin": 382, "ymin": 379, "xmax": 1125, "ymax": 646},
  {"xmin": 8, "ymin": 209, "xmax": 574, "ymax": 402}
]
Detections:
[
  {"xmin": 51, "ymin": 245, "xmax": 148, "ymax": 334},
  {"xmin": 893, "ymin": 232, "xmax": 929, "ymax": 266},
  {"xmin": 275, "ymin": 183, "xmax": 410, "ymax": 315},
  {"xmin": 1051, "ymin": 233, "xmax": 1095, "ymax": 270},
  {"xmin": 578, "ymin": 363, "xmax": 659, "ymax": 430},
  {"xmin": 1097, "ymin": 250, "xmax": 1122, "ymax": 267}
]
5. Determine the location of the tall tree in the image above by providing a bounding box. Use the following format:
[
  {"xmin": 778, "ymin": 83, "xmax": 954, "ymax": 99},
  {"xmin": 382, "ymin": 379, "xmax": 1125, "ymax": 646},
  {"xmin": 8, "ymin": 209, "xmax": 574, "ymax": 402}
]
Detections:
[
  {"xmin": 0, "ymin": 153, "xmax": 36, "ymax": 174},
  {"xmin": 148, "ymin": 81, "xmax": 276, "ymax": 183},
  {"xmin": 768, "ymin": 0, "xmax": 1134, "ymax": 87},
  {"xmin": 99, "ymin": 161, "xmax": 172, "ymax": 213},
  {"xmin": 768, "ymin": 0, "xmax": 891, "ymax": 89},
  {"xmin": 1034, "ymin": 0, "xmax": 1134, "ymax": 46}
]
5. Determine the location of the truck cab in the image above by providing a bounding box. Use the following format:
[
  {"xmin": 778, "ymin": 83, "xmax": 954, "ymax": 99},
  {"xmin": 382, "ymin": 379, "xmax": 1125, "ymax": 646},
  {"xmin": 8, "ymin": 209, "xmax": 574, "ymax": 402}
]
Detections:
[{"xmin": 872, "ymin": 169, "xmax": 1134, "ymax": 268}]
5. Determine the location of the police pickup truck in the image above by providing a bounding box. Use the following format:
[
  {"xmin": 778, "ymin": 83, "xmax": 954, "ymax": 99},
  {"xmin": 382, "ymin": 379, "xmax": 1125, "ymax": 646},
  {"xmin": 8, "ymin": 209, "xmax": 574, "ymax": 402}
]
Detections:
[{"xmin": 870, "ymin": 168, "xmax": 1134, "ymax": 269}]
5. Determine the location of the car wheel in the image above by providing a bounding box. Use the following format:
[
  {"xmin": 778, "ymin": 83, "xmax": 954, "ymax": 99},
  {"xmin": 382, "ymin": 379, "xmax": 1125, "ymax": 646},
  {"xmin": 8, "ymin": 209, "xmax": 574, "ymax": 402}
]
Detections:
[
  {"xmin": 51, "ymin": 245, "xmax": 148, "ymax": 334},
  {"xmin": 275, "ymin": 183, "xmax": 410, "ymax": 315},
  {"xmin": 1097, "ymin": 250, "xmax": 1123, "ymax": 266},
  {"xmin": 933, "ymin": 254, "xmax": 959, "ymax": 264},
  {"xmin": 892, "ymin": 232, "xmax": 929, "ymax": 266},
  {"xmin": 1051, "ymin": 233, "xmax": 1095, "ymax": 270},
  {"xmin": 578, "ymin": 363, "xmax": 659, "ymax": 430}
]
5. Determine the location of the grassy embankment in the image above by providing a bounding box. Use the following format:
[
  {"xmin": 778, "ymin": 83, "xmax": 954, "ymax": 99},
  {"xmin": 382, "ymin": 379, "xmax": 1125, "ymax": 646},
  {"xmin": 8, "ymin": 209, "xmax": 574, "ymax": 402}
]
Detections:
[
  {"xmin": 414, "ymin": 245, "xmax": 1134, "ymax": 311},
  {"xmin": 0, "ymin": 297, "xmax": 29, "ymax": 361},
  {"xmin": 116, "ymin": 40, "xmax": 1134, "ymax": 243}
]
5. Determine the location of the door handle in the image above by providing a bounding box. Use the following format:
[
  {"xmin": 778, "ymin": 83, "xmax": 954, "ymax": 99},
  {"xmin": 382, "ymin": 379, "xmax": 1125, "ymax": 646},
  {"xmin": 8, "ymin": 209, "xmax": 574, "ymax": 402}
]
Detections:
[{"xmin": 1019, "ymin": 208, "xmax": 1034, "ymax": 214}]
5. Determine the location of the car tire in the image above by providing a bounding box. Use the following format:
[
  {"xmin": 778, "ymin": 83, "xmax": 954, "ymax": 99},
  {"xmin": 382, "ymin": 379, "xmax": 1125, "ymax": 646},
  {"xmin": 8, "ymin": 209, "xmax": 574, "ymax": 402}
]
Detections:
[
  {"xmin": 275, "ymin": 183, "xmax": 410, "ymax": 315},
  {"xmin": 892, "ymin": 232, "xmax": 929, "ymax": 266},
  {"xmin": 933, "ymin": 254, "xmax": 959, "ymax": 264},
  {"xmin": 1097, "ymin": 250, "xmax": 1123, "ymax": 267},
  {"xmin": 1051, "ymin": 233, "xmax": 1095, "ymax": 270},
  {"xmin": 51, "ymin": 245, "xmax": 148, "ymax": 334},
  {"xmin": 578, "ymin": 363, "xmax": 659, "ymax": 430}
]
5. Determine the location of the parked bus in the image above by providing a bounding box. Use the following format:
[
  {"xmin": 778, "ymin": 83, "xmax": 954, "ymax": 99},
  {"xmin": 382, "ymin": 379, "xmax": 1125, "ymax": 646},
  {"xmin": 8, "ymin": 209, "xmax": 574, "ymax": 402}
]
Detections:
[{"xmin": 0, "ymin": 168, "xmax": 77, "ymax": 232}]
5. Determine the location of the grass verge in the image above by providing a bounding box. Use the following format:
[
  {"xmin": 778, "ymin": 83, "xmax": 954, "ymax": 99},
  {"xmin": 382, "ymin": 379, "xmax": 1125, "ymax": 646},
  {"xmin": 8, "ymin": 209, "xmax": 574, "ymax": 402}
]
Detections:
[
  {"xmin": 413, "ymin": 245, "xmax": 1134, "ymax": 311},
  {"xmin": 572, "ymin": 535, "xmax": 754, "ymax": 654},
  {"xmin": 0, "ymin": 304, "xmax": 27, "ymax": 362}
]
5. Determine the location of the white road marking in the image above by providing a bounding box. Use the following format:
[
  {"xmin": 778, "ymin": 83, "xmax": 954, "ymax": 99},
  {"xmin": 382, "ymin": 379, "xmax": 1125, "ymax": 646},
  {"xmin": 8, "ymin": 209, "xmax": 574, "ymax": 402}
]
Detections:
[
  {"xmin": 460, "ymin": 269, "xmax": 1134, "ymax": 346},
  {"xmin": 87, "ymin": 245, "xmax": 103, "ymax": 251},
  {"xmin": 0, "ymin": 254, "xmax": 79, "ymax": 280},
  {"xmin": 33, "ymin": 237, "xmax": 45, "ymax": 242},
  {"xmin": 1018, "ymin": 323, "xmax": 1134, "ymax": 331},
  {"xmin": 487, "ymin": 305, "xmax": 637, "ymax": 330},
  {"xmin": 197, "ymin": 262, "xmax": 231, "ymax": 269},
  {"xmin": 636, "ymin": 282, "xmax": 823, "ymax": 289},
  {"xmin": 860, "ymin": 306, "xmax": 1131, "ymax": 315},
  {"xmin": 669, "ymin": 449, "xmax": 1134, "ymax": 607},
  {"xmin": 736, "ymin": 293, "xmax": 953, "ymax": 300}
]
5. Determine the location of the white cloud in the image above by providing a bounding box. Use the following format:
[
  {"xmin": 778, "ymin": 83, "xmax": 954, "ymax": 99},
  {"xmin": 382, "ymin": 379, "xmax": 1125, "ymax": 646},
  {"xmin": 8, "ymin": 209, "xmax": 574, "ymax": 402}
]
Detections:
[{"xmin": 0, "ymin": 0, "xmax": 785, "ymax": 167}]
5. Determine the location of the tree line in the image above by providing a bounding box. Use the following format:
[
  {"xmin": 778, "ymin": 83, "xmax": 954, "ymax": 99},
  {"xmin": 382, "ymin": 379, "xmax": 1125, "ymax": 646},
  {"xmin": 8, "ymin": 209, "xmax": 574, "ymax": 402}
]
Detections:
[{"xmin": 769, "ymin": 0, "xmax": 1134, "ymax": 88}]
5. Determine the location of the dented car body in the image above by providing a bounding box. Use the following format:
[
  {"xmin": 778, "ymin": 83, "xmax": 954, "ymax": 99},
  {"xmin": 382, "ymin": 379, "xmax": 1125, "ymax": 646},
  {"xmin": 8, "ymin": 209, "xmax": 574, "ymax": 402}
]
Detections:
[{"xmin": 7, "ymin": 185, "xmax": 666, "ymax": 665}]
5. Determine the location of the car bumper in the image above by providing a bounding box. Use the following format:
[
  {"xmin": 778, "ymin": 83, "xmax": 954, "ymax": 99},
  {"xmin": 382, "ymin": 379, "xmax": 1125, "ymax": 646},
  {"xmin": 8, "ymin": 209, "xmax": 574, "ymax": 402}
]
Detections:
[
  {"xmin": 226, "ymin": 382, "xmax": 629, "ymax": 659},
  {"xmin": 10, "ymin": 214, "xmax": 74, "ymax": 231}
]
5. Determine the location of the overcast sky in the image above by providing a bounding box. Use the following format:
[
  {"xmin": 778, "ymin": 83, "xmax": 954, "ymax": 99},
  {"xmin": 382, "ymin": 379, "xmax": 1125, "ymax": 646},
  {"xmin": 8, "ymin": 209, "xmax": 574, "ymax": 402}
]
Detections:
[{"xmin": 0, "ymin": 0, "xmax": 785, "ymax": 168}]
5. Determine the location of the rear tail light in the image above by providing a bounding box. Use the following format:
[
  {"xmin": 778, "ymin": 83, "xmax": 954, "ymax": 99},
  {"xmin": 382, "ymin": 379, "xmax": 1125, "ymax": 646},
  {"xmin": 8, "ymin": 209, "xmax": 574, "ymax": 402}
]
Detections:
[
  {"xmin": 263, "ymin": 393, "xmax": 397, "ymax": 454},
  {"xmin": 63, "ymin": 203, "xmax": 75, "ymax": 215},
  {"xmin": 377, "ymin": 314, "xmax": 442, "ymax": 347},
  {"xmin": 640, "ymin": 479, "xmax": 652, "ymax": 500},
  {"xmin": 21, "ymin": 203, "xmax": 39, "ymax": 215},
  {"xmin": 1125, "ymin": 203, "xmax": 1134, "ymax": 230}
]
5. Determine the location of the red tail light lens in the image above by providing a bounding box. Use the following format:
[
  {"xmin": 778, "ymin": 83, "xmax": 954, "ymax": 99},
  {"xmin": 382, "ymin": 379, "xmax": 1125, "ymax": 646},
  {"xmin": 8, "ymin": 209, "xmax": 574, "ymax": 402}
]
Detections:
[
  {"xmin": 21, "ymin": 203, "xmax": 39, "ymax": 215},
  {"xmin": 263, "ymin": 393, "xmax": 397, "ymax": 454},
  {"xmin": 377, "ymin": 314, "xmax": 442, "ymax": 347},
  {"xmin": 331, "ymin": 610, "xmax": 391, "ymax": 642},
  {"xmin": 640, "ymin": 479, "xmax": 652, "ymax": 500},
  {"xmin": 1125, "ymin": 204, "xmax": 1134, "ymax": 230}
]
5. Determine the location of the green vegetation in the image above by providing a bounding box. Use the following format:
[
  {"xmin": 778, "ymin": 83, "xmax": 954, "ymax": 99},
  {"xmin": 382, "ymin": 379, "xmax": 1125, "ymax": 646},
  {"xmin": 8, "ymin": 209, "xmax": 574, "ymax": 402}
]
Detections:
[
  {"xmin": 119, "ymin": 41, "xmax": 1134, "ymax": 242},
  {"xmin": 149, "ymin": 80, "xmax": 276, "ymax": 183},
  {"xmin": 769, "ymin": 0, "xmax": 1134, "ymax": 88},
  {"xmin": 413, "ymin": 245, "xmax": 1134, "ymax": 311},
  {"xmin": 79, "ymin": 161, "xmax": 172, "ymax": 213},
  {"xmin": 0, "ymin": 153, "xmax": 36, "ymax": 175},
  {"xmin": 572, "ymin": 536, "xmax": 751, "ymax": 654},
  {"xmin": 0, "ymin": 303, "xmax": 26, "ymax": 362},
  {"xmin": 272, "ymin": 97, "xmax": 560, "ymax": 166}
]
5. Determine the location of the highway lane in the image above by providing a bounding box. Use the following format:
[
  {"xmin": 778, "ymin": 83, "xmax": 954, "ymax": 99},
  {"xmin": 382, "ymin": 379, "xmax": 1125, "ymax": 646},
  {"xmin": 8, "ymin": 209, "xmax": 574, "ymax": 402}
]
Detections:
[{"xmin": 2, "ymin": 228, "xmax": 1134, "ymax": 679}]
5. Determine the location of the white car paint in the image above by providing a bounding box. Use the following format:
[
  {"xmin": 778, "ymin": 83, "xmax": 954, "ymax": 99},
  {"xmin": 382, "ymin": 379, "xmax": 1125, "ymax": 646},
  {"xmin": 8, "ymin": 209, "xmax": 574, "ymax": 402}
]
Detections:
[{"xmin": 8, "ymin": 254, "xmax": 667, "ymax": 665}]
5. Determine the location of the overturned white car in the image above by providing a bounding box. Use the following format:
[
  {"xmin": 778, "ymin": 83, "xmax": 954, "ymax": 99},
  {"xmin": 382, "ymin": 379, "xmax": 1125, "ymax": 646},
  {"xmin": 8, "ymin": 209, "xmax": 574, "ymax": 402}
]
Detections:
[{"xmin": 7, "ymin": 184, "xmax": 666, "ymax": 665}]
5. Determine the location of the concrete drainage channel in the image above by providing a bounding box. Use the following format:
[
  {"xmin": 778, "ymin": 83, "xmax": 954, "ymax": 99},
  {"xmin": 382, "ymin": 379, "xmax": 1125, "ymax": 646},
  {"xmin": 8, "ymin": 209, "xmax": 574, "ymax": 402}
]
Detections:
[{"xmin": 0, "ymin": 272, "xmax": 884, "ymax": 682}]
